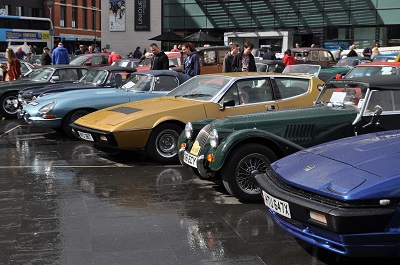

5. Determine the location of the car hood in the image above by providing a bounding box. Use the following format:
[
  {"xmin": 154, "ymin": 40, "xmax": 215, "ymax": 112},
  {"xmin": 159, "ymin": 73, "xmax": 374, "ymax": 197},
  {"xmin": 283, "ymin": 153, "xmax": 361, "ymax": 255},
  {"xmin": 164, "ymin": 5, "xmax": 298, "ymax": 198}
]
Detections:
[
  {"xmin": 74, "ymin": 97, "xmax": 208, "ymax": 131},
  {"xmin": 20, "ymin": 82, "xmax": 95, "ymax": 95},
  {"xmin": 272, "ymin": 130, "xmax": 400, "ymax": 200},
  {"xmin": 0, "ymin": 79, "xmax": 44, "ymax": 88},
  {"xmin": 37, "ymin": 88, "xmax": 129, "ymax": 102}
]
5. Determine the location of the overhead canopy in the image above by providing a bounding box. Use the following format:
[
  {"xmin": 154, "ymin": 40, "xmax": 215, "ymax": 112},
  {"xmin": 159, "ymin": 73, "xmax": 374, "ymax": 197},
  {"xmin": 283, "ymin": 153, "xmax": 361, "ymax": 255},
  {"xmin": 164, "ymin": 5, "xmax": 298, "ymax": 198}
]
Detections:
[
  {"xmin": 149, "ymin": 31, "xmax": 183, "ymax": 41},
  {"xmin": 182, "ymin": 30, "xmax": 220, "ymax": 43}
]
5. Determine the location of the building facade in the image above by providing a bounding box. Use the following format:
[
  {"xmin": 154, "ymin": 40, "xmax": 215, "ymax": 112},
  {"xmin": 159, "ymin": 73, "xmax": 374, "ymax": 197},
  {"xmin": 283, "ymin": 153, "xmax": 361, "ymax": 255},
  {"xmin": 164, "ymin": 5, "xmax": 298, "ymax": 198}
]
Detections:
[{"xmin": 100, "ymin": 0, "xmax": 400, "ymax": 56}]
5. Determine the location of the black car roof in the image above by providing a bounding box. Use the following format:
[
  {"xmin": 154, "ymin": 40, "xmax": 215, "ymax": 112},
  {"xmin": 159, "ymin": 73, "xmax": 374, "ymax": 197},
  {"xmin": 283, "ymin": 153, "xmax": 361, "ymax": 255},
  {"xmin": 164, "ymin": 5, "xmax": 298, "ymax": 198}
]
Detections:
[
  {"xmin": 38, "ymin": 65, "xmax": 89, "ymax": 69},
  {"xmin": 329, "ymin": 75, "xmax": 400, "ymax": 90},
  {"xmin": 136, "ymin": 70, "xmax": 190, "ymax": 83}
]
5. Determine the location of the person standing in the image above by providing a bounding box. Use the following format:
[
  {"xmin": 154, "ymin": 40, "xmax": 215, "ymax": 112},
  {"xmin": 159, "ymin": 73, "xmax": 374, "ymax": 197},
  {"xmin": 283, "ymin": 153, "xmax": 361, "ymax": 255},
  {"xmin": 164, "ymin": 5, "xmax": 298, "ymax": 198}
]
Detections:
[
  {"xmin": 133, "ymin": 47, "xmax": 142, "ymax": 59},
  {"xmin": 231, "ymin": 41, "xmax": 257, "ymax": 72},
  {"xmin": 347, "ymin": 44, "xmax": 358, "ymax": 57},
  {"xmin": 222, "ymin": 43, "xmax": 239, "ymax": 73},
  {"xmin": 362, "ymin": 45, "xmax": 373, "ymax": 58},
  {"xmin": 371, "ymin": 46, "xmax": 380, "ymax": 60},
  {"xmin": 2, "ymin": 48, "xmax": 21, "ymax": 81},
  {"xmin": 283, "ymin": 49, "xmax": 295, "ymax": 66},
  {"xmin": 170, "ymin": 44, "xmax": 180, "ymax": 52},
  {"xmin": 40, "ymin": 47, "xmax": 52, "ymax": 65},
  {"xmin": 262, "ymin": 47, "xmax": 276, "ymax": 60},
  {"xmin": 52, "ymin": 43, "xmax": 70, "ymax": 65},
  {"xmin": 181, "ymin": 42, "xmax": 200, "ymax": 77},
  {"xmin": 149, "ymin": 43, "xmax": 169, "ymax": 70},
  {"xmin": 108, "ymin": 51, "xmax": 122, "ymax": 64},
  {"xmin": 86, "ymin": 45, "xmax": 95, "ymax": 54},
  {"xmin": 75, "ymin": 45, "xmax": 85, "ymax": 55},
  {"xmin": 15, "ymin": 47, "xmax": 27, "ymax": 60}
]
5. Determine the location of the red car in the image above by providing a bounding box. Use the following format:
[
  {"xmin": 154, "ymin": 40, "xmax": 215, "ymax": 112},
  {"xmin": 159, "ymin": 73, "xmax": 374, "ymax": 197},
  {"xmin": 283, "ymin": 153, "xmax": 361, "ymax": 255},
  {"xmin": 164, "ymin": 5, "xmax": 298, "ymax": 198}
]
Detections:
[{"xmin": 69, "ymin": 53, "xmax": 110, "ymax": 68}]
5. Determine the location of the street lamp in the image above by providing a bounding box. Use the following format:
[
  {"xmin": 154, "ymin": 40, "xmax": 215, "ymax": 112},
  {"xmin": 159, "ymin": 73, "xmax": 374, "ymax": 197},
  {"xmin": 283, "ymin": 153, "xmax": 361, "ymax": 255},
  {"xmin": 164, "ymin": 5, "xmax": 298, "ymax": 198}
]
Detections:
[
  {"xmin": 91, "ymin": 7, "xmax": 99, "ymax": 50},
  {"xmin": 45, "ymin": 0, "xmax": 54, "ymax": 50}
]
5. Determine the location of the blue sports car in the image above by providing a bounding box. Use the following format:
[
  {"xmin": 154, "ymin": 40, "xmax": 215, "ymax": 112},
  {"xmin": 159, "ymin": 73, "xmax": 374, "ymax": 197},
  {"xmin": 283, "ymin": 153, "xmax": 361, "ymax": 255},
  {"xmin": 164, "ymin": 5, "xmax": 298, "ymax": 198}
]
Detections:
[
  {"xmin": 256, "ymin": 129, "xmax": 400, "ymax": 257},
  {"xmin": 21, "ymin": 70, "xmax": 190, "ymax": 137}
]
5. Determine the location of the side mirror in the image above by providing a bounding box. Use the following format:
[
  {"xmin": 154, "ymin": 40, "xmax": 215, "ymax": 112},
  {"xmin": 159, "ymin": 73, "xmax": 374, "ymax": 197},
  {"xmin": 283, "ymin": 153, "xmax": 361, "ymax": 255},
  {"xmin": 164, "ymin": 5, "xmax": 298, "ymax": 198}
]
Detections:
[
  {"xmin": 362, "ymin": 105, "xmax": 383, "ymax": 128},
  {"xmin": 51, "ymin": 76, "xmax": 60, "ymax": 81},
  {"xmin": 220, "ymin": 99, "xmax": 235, "ymax": 110}
]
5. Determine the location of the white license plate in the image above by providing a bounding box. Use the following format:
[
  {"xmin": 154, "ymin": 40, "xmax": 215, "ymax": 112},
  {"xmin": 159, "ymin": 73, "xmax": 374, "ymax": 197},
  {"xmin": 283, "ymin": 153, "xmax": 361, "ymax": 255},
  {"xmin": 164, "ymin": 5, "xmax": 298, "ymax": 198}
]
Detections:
[
  {"xmin": 183, "ymin": 151, "xmax": 197, "ymax": 168},
  {"xmin": 78, "ymin": 131, "xmax": 94, "ymax": 141},
  {"xmin": 262, "ymin": 191, "xmax": 291, "ymax": 218}
]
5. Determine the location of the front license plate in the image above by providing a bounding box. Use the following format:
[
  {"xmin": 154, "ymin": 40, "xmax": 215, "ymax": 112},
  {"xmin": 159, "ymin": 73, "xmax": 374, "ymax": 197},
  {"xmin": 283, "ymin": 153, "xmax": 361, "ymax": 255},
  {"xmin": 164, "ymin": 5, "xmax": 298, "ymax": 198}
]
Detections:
[
  {"xmin": 78, "ymin": 131, "xmax": 94, "ymax": 141},
  {"xmin": 183, "ymin": 151, "xmax": 197, "ymax": 168},
  {"xmin": 262, "ymin": 191, "xmax": 291, "ymax": 218}
]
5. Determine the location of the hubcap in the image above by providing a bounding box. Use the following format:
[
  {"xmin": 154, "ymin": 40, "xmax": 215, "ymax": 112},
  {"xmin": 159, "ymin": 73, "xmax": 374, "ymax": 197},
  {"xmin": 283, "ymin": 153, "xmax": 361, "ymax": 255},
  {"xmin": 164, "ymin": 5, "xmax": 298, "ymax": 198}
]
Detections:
[
  {"xmin": 236, "ymin": 153, "xmax": 269, "ymax": 194},
  {"xmin": 156, "ymin": 129, "xmax": 178, "ymax": 158},
  {"xmin": 4, "ymin": 96, "xmax": 18, "ymax": 114}
]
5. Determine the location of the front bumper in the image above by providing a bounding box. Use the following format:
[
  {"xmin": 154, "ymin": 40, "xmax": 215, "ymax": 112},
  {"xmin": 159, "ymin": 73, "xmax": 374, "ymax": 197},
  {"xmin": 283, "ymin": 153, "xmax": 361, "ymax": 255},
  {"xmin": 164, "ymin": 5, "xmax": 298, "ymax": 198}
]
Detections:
[
  {"xmin": 18, "ymin": 110, "xmax": 62, "ymax": 128},
  {"xmin": 255, "ymin": 173, "xmax": 398, "ymax": 257},
  {"xmin": 178, "ymin": 147, "xmax": 208, "ymax": 178}
]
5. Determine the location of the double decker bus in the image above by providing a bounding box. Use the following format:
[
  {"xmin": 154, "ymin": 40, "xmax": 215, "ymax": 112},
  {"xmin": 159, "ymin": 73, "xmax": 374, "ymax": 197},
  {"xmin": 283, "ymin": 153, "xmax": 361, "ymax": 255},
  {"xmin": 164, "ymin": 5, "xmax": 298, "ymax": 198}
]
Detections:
[{"xmin": 0, "ymin": 15, "xmax": 53, "ymax": 55}]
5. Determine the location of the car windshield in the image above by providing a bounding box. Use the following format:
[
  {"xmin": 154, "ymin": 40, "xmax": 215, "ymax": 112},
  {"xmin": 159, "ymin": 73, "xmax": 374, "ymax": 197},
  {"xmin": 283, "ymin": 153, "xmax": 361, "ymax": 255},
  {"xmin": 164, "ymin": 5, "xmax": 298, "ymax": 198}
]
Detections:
[
  {"xmin": 345, "ymin": 66, "xmax": 397, "ymax": 78},
  {"xmin": 282, "ymin": 64, "xmax": 321, "ymax": 76},
  {"xmin": 315, "ymin": 84, "xmax": 367, "ymax": 109},
  {"xmin": 30, "ymin": 68, "xmax": 54, "ymax": 81},
  {"xmin": 335, "ymin": 59, "xmax": 359, "ymax": 67},
  {"xmin": 69, "ymin": 56, "xmax": 88, "ymax": 65},
  {"xmin": 166, "ymin": 75, "xmax": 231, "ymax": 101},
  {"xmin": 120, "ymin": 74, "xmax": 152, "ymax": 92},
  {"xmin": 79, "ymin": 69, "xmax": 108, "ymax": 84}
]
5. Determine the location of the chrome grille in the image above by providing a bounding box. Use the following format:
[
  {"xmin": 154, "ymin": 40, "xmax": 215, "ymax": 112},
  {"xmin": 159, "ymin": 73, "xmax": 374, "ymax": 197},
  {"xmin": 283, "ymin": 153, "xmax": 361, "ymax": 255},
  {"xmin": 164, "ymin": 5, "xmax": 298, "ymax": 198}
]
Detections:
[{"xmin": 195, "ymin": 124, "xmax": 212, "ymax": 150}]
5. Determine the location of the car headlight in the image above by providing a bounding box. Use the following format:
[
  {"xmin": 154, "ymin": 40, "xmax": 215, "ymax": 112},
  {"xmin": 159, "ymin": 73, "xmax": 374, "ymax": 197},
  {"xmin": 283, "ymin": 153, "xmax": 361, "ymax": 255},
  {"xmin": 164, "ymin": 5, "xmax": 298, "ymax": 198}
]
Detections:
[
  {"xmin": 209, "ymin": 129, "xmax": 219, "ymax": 148},
  {"xmin": 185, "ymin": 122, "xmax": 193, "ymax": 140},
  {"xmin": 38, "ymin": 101, "xmax": 56, "ymax": 114}
]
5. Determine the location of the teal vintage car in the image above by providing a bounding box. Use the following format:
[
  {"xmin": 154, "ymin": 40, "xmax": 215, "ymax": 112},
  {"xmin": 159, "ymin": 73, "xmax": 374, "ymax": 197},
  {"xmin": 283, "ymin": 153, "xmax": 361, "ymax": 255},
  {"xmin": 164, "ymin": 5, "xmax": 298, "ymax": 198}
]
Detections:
[
  {"xmin": 178, "ymin": 75, "xmax": 400, "ymax": 202},
  {"xmin": 21, "ymin": 70, "xmax": 189, "ymax": 137}
]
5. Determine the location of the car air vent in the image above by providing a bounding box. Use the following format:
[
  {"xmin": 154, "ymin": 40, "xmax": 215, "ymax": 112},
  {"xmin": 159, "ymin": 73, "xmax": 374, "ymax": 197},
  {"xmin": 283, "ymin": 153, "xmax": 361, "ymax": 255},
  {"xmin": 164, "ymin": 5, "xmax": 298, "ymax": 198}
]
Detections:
[
  {"xmin": 284, "ymin": 124, "xmax": 315, "ymax": 141},
  {"xmin": 109, "ymin": 107, "xmax": 141, "ymax": 114}
]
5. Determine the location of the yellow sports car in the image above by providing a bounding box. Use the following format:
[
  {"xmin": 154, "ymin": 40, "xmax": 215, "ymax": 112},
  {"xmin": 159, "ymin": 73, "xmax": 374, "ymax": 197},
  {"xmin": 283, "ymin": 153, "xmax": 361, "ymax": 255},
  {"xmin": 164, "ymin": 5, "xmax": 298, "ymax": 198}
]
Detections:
[{"xmin": 71, "ymin": 71, "xmax": 324, "ymax": 163}]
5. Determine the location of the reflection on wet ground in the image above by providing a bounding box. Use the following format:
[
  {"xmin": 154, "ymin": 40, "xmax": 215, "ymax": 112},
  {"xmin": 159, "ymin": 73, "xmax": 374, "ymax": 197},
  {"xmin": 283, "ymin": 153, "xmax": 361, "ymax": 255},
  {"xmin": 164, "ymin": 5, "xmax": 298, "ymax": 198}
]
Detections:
[{"xmin": 0, "ymin": 119, "xmax": 399, "ymax": 264}]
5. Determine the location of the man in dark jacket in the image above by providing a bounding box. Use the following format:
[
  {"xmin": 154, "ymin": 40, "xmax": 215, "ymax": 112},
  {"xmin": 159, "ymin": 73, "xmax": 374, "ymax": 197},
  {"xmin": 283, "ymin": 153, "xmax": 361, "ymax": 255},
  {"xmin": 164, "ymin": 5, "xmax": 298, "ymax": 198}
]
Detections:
[
  {"xmin": 40, "ymin": 47, "xmax": 52, "ymax": 65},
  {"xmin": 262, "ymin": 47, "xmax": 276, "ymax": 60},
  {"xmin": 231, "ymin": 41, "xmax": 257, "ymax": 72},
  {"xmin": 149, "ymin": 43, "xmax": 169, "ymax": 70},
  {"xmin": 222, "ymin": 43, "xmax": 239, "ymax": 72}
]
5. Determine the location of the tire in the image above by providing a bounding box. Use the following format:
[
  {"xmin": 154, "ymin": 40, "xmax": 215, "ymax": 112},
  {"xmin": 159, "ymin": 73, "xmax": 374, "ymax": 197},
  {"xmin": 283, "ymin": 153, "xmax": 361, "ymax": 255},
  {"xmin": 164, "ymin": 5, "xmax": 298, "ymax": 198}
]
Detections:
[
  {"xmin": 221, "ymin": 143, "xmax": 278, "ymax": 202},
  {"xmin": 0, "ymin": 92, "xmax": 19, "ymax": 118},
  {"xmin": 146, "ymin": 123, "xmax": 182, "ymax": 164},
  {"xmin": 62, "ymin": 109, "xmax": 91, "ymax": 138}
]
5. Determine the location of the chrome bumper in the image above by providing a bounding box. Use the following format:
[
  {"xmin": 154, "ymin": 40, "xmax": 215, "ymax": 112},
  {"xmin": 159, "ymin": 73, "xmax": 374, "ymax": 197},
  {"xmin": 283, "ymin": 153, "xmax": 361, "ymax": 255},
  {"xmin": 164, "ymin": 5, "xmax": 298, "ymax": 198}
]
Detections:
[{"xmin": 178, "ymin": 147, "xmax": 209, "ymax": 178}]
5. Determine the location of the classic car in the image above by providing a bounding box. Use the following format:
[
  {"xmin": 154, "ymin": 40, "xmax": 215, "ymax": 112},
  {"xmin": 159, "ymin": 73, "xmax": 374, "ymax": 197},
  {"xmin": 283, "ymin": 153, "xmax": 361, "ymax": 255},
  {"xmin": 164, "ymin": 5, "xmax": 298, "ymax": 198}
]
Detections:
[
  {"xmin": 20, "ymin": 70, "xmax": 189, "ymax": 138},
  {"xmin": 69, "ymin": 53, "xmax": 110, "ymax": 68},
  {"xmin": 178, "ymin": 75, "xmax": 400, "ymax": 202},
  {"xmin": 112, "ymin": 58, "xmax": 141, "ymax": 68},
  {"xmin": 70, "ymin": 71, "xmax": 324, "ymax": 163},
  {"xmin": 291, "ymin": 47, "xmax": 337, "ymax": 68},
  {"xmin": 372, "ymin": 51, "xmax": 399, "ymax": 62},
  {"xmin": 0, "ymin": 65, "xmax": 88, "ymax": 118},
  {"xmin": 256, "ymin": 129, "xmax": 400, "ymax": 257},
  {"xmin": 17, "ymin": 66, "xmax": 137, "ymax": 107},
  {"xmin": 256, "ymin": 60, "xmax": 285, "ymax": 73},
  {"xmin": 334, "ymin": 56, "xmax": 372, "ymax": 67},
  {"xmin": 136, "ymin": 52, "xmax": 182, "ymax": 72}
]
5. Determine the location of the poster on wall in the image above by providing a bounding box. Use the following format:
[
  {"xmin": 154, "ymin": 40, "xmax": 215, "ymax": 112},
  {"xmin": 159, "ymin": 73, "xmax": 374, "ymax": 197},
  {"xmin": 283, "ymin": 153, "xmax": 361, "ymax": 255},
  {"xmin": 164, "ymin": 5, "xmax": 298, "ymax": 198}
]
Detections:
[
  {"xmin": 109, "ymin": 0, "xmax": 126, "ymax": 32},
  {"xmin": 135, "ymin": 0, "xmax": 150, "ymax": 31}
]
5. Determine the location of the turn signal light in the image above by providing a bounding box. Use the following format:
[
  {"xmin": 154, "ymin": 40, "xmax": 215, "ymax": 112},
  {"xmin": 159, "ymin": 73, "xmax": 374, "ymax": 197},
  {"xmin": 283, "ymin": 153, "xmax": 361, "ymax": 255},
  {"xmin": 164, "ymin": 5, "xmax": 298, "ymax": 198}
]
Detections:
[
  {"xmin": 309, "ymin": 211, "xmax": 327, "ymax": 226},
  {"xmin": 42, "ymin": 114, "xmax": 57, "ymax": 119},
  {"xmin": 207, "ymin": 154, "xmax": 214, "ymax": 163},
  {"xmin": 180, "ymin": 143, "xmax": 186, "ymax": 149}
]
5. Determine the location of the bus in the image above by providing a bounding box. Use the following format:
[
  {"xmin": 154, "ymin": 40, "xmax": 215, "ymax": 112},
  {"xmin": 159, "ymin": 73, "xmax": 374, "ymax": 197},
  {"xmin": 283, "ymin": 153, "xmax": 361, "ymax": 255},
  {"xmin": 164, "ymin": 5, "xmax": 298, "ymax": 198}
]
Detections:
[{"xmin": 0, "ymin": 15, "xmax": 53, "ymax": 56}]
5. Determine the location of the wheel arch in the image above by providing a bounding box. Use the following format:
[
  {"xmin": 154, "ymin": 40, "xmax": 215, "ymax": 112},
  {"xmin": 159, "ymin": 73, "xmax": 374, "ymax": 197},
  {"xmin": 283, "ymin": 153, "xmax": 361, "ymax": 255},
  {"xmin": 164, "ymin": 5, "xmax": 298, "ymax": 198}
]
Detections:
[{"xmin": 145, "ymin": 119, "xmax": 186, "ymax": 149}]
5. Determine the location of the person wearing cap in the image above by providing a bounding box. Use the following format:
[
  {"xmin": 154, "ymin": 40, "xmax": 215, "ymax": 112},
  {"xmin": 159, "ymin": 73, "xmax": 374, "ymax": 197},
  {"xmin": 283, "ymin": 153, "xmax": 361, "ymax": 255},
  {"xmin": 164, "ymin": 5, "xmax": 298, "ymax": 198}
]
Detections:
[
  {"xmin": 52, "ymin": 43, "xmax": 70, "ymax": 65},
  {"xmin": 75, "ymin": 45, "xmax": 85, "ymax": 55},
  {"xmin": 40, "ymin": 47, "xmax": 52, "ymax": 65}
]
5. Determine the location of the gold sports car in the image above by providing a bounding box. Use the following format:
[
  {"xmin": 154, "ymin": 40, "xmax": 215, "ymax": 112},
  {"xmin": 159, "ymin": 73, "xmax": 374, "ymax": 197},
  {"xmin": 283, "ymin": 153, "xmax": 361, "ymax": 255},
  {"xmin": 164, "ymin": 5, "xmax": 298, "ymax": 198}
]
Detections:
[{"xmin": 71, "ymin": 71, "xmax": 324, "ymax": 163}]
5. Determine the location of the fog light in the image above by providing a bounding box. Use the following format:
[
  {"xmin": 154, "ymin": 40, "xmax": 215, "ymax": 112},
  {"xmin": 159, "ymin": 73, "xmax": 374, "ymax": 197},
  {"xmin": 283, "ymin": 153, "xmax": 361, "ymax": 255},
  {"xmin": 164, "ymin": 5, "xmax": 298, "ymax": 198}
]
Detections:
[
  {"xmin": 207, "ymin": 154, "xmax": 214, "ymax": 163},
  {"xmin": 309, "ymin": 211, "xmax": 327, "ymax": 226},
  {"xmin": 99, "ymin": 135, "xmax": 107, "ymax": 141},
  {"xmin": 180, "ymin": 143, "xmax": 186, "ymax": 149}
]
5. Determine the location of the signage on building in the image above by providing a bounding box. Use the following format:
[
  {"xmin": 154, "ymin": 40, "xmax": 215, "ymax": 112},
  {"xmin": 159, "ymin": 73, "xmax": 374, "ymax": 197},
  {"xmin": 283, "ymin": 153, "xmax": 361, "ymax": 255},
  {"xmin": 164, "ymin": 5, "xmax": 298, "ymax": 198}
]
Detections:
[
  {"xmin": 109, "ymin": 0, "xmax": 126, "ymax": 32},
  {"xmin": 135, "ymin": 0, "xmax": 150, "ymax": 31},
  {"xmin": 6, "ymin": 31, "xmax": 47, "ymax": 40}
]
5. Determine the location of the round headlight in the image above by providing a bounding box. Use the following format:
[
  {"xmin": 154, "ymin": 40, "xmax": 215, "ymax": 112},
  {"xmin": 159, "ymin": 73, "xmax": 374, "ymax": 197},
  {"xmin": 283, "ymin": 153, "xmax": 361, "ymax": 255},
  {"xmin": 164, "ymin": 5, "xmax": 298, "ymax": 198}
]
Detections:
[
  {"xmin": 209, "ymin": 129, "xmax": 219, "ymax": 148},
  {"xmin": 184, "ymin": 122, "xmax": 193, "ymax": 140},
  {"xmin": 38, "ymin": 101, "xmax": 56, "ymax": 114}
]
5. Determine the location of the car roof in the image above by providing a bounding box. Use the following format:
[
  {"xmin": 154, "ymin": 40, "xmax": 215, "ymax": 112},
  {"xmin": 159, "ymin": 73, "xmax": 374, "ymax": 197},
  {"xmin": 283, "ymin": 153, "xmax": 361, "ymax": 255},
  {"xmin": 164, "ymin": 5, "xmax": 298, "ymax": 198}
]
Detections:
[
  {"xmin": 137, "ymin": 70, "xmax": 181, "ymax": 76},
  {"xmin": 357, "ymin": 62, "xmax": 400, "ymax": 66},
  {"xmin": 76, "ymin": 53, "xmax": 108, "ymax": 57},
  {"xmin": 91, "ymin": 66, "xmax": 137, "ymax": 72},
  {"xmin": 330, "ymin": 75, "xmax": 400, "ymax": 90},
  {"xmin": 37, "ymin": 65, "xmax": 89, "ymax": 69}
]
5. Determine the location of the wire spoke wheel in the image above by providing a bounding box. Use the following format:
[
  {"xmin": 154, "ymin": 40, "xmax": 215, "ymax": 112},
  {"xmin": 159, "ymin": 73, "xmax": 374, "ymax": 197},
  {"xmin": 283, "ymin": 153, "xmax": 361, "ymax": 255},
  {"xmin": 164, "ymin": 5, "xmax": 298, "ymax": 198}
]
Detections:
[{"xmin": 236, "ymin": 153, "xmax": 269, "ymax": 194}]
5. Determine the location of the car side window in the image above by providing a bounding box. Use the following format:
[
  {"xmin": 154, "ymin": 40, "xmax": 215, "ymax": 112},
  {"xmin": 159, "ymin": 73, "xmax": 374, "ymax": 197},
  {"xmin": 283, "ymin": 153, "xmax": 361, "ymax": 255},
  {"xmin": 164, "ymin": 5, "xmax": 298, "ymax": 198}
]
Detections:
[
  {"xmin": 89, "ymin": 56, "xmax": 104, "ymax": 65},
  {"xmin": 154, "ymin": 76, "xmax": 179, "ymax": 91},
  {"xmin": 309, "ymin": 51, "xmax": 319, "ymax": 61},
  {"xmin": 365, "ymin": 90, "xmax": 400, "ymax": 113},
  {"xmin": 219, "ymin": 84, "xmax": 240, "ymax": 105},
  {"xmin": 274, "ymin": 77, "xmax": 309, "ymax": 99},
  {"xmin": 60, "ymin": 69, "xmax": 79, "ymax": 81}
]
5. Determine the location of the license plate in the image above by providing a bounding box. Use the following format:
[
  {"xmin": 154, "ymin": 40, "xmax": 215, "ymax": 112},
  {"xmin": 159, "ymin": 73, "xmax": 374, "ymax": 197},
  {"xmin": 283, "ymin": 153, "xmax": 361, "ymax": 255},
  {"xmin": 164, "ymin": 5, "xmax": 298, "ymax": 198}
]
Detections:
[
  {"xmin": 78, "ymin": 131, "xmax": 94, "ymax": 141},
  {"xmin": 183, "ymin": 151, "xmax": 197, "ymax": 168},
  {"xmin": 262, "ymin": 191, "xmax": 291, "ymax": 218}
]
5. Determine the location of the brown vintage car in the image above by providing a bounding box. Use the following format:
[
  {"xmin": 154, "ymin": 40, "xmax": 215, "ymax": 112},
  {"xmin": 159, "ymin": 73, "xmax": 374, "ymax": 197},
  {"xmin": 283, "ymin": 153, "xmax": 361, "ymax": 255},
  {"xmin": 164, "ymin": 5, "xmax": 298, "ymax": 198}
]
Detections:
[{"xmin": 291, "ymin": 47, "xmax": 337, "ymax": 68}]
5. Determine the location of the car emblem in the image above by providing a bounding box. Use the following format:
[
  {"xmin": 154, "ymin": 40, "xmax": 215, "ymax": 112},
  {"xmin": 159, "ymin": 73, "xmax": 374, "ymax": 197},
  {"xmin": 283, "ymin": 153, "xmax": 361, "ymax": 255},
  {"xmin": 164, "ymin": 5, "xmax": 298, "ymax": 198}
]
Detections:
[{"xmin": 304, "ymin": 165, "xmax": 315, "ymax": 171}]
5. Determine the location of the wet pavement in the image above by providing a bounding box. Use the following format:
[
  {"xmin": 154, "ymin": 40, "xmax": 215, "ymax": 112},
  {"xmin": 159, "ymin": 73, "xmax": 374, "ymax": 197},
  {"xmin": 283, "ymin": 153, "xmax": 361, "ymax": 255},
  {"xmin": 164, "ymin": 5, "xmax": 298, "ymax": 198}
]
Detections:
[{"xmin": 0, "ymin": 119, "xmax": 399, "ymax": 265}]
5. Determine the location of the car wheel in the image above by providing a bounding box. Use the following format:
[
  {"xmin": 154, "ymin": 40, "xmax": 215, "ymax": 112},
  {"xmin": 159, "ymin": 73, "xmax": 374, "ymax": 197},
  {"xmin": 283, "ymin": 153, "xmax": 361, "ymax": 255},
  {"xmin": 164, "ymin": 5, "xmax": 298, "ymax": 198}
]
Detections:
[
  {"xmin": 62, "ymin": 109, "xmax": 91, "ymax": 138},
  {"xmin": 146, "ymin": 123, "xmax": 183, "ymax": 163},
  {"xmin": 0, "ymin": 92, "xmax": 19, "ymax": 118},
  {"xmin": 222, "ymin": 143, "xmax": 278, "ymax": 202}
]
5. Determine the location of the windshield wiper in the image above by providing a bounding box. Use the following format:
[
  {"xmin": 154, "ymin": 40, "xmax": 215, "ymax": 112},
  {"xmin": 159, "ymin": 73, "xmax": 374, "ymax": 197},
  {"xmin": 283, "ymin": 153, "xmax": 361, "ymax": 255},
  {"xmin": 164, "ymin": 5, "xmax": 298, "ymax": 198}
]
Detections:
[{"xmin": 181, "ymin": 93, "xmax": 213, "ymax": 98}]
